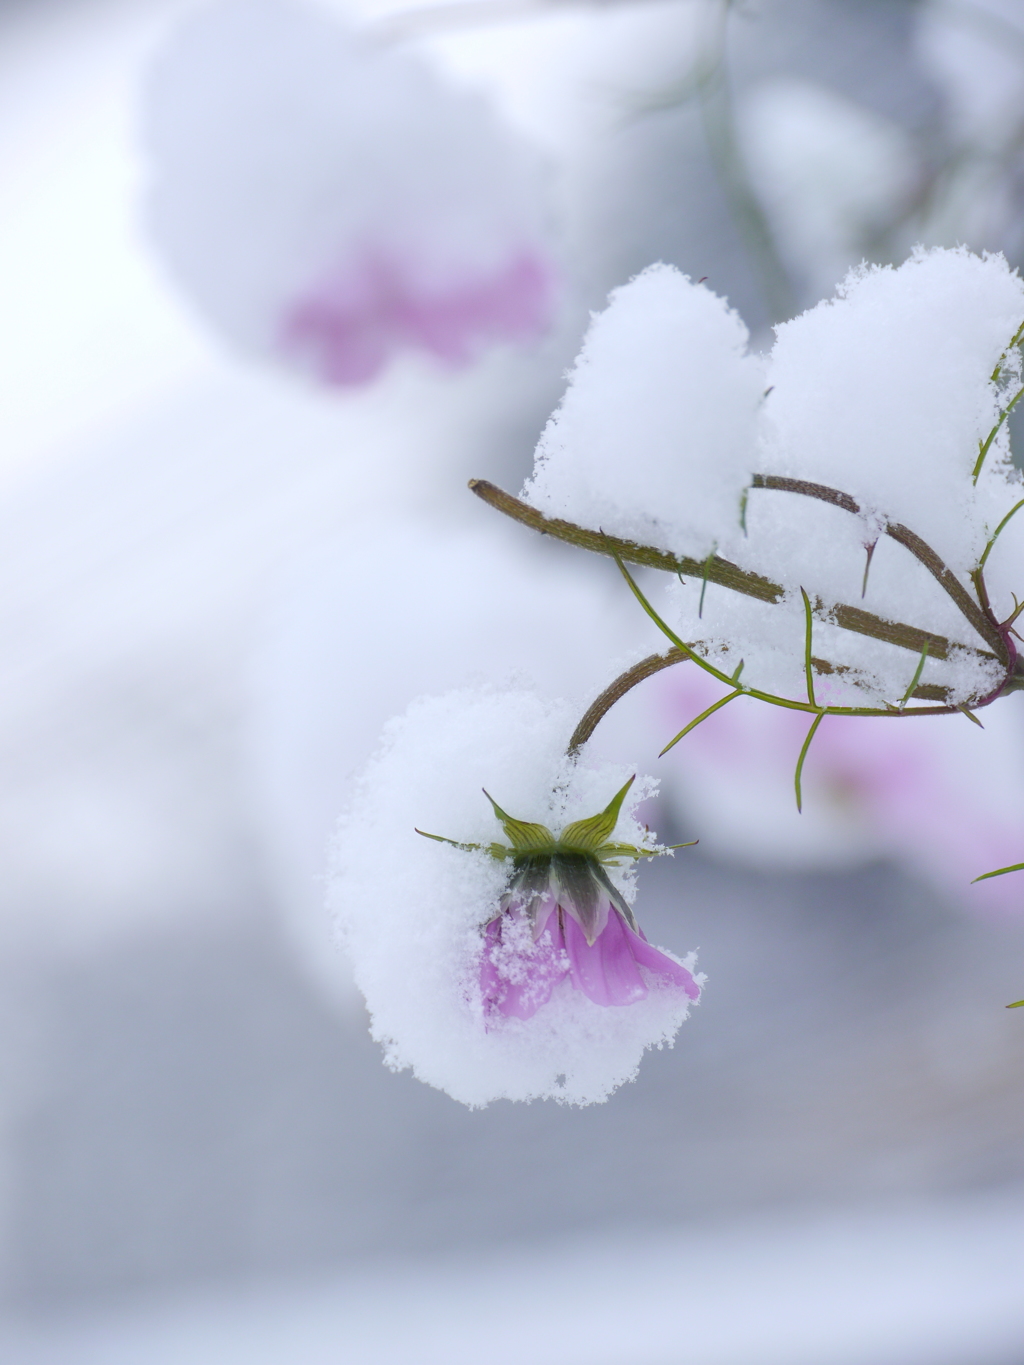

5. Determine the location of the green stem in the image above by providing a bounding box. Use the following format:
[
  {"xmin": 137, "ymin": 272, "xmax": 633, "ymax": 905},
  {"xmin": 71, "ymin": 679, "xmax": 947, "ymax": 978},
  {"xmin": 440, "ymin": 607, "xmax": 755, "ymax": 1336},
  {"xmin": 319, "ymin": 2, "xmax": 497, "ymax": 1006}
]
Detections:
[
  {"xmin": 660, "ymin": 688, "xmax": 743, "ymax": 756},
  {"xmin": 899, "ymin": 642, "xmax": 930, "ymax": 709},
  {"xmin": 973, "ymin": 384, "xmax": 1024, "ymax": 484},
  {"xmin": 614, "ymin": 553, "xmax": 961, "ymax": 719},
  {"xmin": 800, "ymin": 588, "xmax": 816, "ymax": 707},
  {"xmin": 978, "ymin": 497, "xmax": 1024, "ymax": 572},
  {"xmin": 794, "ymin": 712, "xmax": 825, "ymax": 813}
]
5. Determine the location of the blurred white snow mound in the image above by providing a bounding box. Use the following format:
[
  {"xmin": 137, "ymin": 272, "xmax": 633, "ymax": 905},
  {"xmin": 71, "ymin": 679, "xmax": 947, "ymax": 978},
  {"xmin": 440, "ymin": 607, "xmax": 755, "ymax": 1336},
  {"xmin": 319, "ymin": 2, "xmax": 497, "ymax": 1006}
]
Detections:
[
  {"xmin": 143, "ymin": 0, "xmax": 557, "ymax": 385},
  {"xmin": 738, "ymin": 78, "xmax": 917, "ymax": 298},
  {"xmin": 327, "ymin": 688, "xmax": 698, "ymax": 1106},
  {"xmin": 916, "ymin": 0, "xmax": 1024, "ymax": 145},
  {"xmin": 525, "ymin": 263, "xmax": 763, "ymax": 559}
]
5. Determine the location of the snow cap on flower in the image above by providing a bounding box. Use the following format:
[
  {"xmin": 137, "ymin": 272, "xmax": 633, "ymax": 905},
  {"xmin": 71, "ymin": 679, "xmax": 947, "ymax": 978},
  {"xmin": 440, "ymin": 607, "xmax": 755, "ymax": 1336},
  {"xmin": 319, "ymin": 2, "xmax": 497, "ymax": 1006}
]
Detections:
[
  {"xmin": 328, "ymin": 688, "xmax": 701, "ymax": 1107},
  {"xmin": 524, "ymin": 263, "xmax": 764, "ymax": 558},
  {"xmin": 143, "ymin": 0, "xmax": 556, "ymax": 385}
]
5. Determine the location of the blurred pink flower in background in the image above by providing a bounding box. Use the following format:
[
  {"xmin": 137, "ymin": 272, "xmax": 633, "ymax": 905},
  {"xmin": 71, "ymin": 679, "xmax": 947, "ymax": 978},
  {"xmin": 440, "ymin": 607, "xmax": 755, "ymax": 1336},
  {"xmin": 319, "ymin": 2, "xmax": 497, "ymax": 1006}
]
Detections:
[
  {"xmin": 282, "ymin": 249, "xmax": 552, "ymax": 385},
  {"xmin": 650, "ymin": 667, "xmax": 1024, "ymax": 915},
  {"xmin": 143, "ymin": 0, "xmax": 557, "ymax": 386}
]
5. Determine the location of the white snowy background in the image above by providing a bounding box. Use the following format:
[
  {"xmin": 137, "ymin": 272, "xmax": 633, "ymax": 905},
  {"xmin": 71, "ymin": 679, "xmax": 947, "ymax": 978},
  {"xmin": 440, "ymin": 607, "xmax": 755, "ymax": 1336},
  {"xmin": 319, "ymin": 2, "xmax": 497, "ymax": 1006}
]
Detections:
[{"xmin": 2, "ymin": 0, "xmax": 1024, "ymax": 1360}]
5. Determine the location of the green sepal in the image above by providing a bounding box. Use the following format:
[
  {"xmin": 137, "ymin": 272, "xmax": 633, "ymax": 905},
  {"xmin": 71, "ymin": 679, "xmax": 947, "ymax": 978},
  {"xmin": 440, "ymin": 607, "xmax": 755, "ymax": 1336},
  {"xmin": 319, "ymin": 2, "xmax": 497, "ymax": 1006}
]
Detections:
[
  {"xmin": 559, "ymin": 776, "xmax": 635, "ymax": 852},
  {"xmin": 482, "ymin": 792, "xmax": 556, "ymax": 853},
  {"xmin": 1007, "ymin": 999, "xmax": 1024, "ymax": 1009},
  {"xmin": 595, "ymin": 837, "xmax": 698, "ymax": 865},
  {"xmin": 596, "ymin": 841, "xmax": 648, "ymax": 863},
  {"xmin": 415, "ymin": 829, "xmax": 511, "ymax": 860}
]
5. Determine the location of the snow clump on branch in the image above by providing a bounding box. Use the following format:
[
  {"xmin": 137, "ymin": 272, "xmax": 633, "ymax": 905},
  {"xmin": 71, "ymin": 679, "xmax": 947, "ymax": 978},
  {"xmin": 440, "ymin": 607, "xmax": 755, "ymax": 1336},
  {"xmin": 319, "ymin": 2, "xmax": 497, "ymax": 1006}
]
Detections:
[
  {"xmin": 523, "ymin": 248, "xmax": 1024, "ymax": 711},
  {"xmin": 525, "ymin": 263, "xmax": 764, "ymax": 560}
]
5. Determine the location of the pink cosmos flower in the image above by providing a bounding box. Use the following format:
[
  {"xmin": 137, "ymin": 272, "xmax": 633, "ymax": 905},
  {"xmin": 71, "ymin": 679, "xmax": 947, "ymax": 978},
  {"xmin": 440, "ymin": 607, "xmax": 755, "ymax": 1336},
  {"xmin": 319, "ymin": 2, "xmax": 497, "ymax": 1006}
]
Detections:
[
  {"xmin": 480, "ymin": 863, "xmax": 700, "ymax": 1021},
  {"xmin": 144, "ymin": 0, "xmax": 558, "ymax": 387},
  {"xmin": 420, "ymin": 776, "xmax": 700, "ymax": 1024}
]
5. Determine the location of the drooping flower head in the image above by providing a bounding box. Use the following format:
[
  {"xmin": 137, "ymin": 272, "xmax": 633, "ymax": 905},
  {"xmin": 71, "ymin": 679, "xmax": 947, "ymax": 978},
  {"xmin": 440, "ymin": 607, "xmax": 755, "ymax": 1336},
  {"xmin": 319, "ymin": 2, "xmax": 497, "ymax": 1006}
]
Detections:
[
  {"xmin": 330, "ymin": 688, "xmax": 701, "ymax": 1107},
  {"xmin": 420, "ymin": 775, "xmax": 700, "ymax": 1022},
  {"xmin": 143, "ymin": 0, "xmax": 557, "ymax": 386}
]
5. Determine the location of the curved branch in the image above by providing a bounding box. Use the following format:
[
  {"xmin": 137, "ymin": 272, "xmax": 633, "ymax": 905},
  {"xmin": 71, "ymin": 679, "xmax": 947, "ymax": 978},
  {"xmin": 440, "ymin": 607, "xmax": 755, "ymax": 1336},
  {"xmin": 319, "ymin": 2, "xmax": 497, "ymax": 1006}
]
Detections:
[
  {"xmin": 750, "ymin": 474, "xmax": 1007, "ymax": 660},
  {"xmin": 469, "ymin": 480, "xmax": 997, "ymax": 669},
  {"xmin": 468, "ymin": 480, "xmax": 780, "ymax": 601},
  {"xmin": 567, "ymin": 649, "xmax": 687, "ymax": 757}
]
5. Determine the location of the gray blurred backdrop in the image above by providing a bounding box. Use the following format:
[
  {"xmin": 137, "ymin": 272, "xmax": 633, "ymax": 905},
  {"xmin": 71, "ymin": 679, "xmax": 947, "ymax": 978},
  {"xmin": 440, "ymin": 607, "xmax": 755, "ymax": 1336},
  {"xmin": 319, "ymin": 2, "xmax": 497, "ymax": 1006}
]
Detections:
[{"xmin": 2, "ymin": 0, "xmax": 1024, "ymax": 1359}]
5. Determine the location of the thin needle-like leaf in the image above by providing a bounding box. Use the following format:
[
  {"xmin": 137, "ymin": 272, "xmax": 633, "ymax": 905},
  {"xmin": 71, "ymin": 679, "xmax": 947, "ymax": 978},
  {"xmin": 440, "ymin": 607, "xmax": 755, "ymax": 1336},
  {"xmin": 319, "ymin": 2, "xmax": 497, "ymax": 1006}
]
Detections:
[
  {"xmin": 794, "ymin": 711, "xmax": 824, "ymax": 813},
  {"xmin": 1007, "ymin": 1000, "xmax": 1024, "ymax": 1009},
  {"xmin": 861, "ymin": 539, "xmax": 877, "ymax": 598},
  {"xmin": 800, "ymin": 588, "xmax": 816, "ymax": 708},
  {"xmin": 613, "ymin": 555, "xmax": 739, "ymax": 690},
  {"xmin": 958, "ymin": 703, "xmax": 985, "ymax": 728},
  {"xmin": 973, "ymin": 384, "xmax": 1024, "ymax": 483},
  {"xmin": 699, "ymin": 543, "xmax": 717, "ymax": 619},
  {"xmin": 978, "ymin": 497, "xmax": 1024, "ymax": 571},
  {"xmin": 415, "ymin": 829, "xmax": 510, "ymax": 859},
  {"xmin": 972, "ymin": 860, "xmax": 1024, "ymax": 883},
  {"xmin": 899, "ymin": 641, "xmax": 930, "ymax": 709},
  {"xmin": 660, "ymin": 688, "xmax": 743, "ymax": 756},
  {"xmin": 991, "ymin": 318, "xmax": 1024, "ymax": 382}
]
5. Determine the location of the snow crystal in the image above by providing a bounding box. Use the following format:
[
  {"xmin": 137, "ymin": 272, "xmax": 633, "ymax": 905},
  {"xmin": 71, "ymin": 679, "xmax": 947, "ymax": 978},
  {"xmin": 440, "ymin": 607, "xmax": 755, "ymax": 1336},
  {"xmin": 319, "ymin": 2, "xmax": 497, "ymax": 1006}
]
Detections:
[
  {"xmin": 327, "ymin": 688, "xmax": 699, "ymax": 1106},
  {"xmin": 524, "ymin": 264, "xmax": 764, "ymax": 558}
]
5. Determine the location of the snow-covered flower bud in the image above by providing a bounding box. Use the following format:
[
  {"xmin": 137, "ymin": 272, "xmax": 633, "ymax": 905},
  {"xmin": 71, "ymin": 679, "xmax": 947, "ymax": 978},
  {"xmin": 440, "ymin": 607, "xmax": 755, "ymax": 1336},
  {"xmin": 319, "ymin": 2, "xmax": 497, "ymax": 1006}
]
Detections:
[
  {"xmin": 421, "ymin": 778, "xmax": 699, "ymax": 1020},
  {"xmin": 329, "ymin": 689, "xmax": 702, "ymax": 1106},
  {"xmin": 143, "ymin": 0, "xmax": 557, "ymax": 385}
]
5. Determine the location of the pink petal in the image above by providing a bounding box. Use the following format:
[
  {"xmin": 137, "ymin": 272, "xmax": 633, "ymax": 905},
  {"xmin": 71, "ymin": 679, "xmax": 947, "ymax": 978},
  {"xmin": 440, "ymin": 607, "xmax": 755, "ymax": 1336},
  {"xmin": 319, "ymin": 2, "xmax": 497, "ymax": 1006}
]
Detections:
[
  {"xmin": 562, "ymin": 908, "xmax": 701, "ymax": 1006},
  {"xmin": 561, "ymin": 908, "xmax": 649, "ymax": 1007},
  {"xmin": 625, "ymin": 924, "xmax": 702, "ymax": 999},
  {"xmin": 479, "ymin": 914, "xmax": 568, "ymax": 1022}
]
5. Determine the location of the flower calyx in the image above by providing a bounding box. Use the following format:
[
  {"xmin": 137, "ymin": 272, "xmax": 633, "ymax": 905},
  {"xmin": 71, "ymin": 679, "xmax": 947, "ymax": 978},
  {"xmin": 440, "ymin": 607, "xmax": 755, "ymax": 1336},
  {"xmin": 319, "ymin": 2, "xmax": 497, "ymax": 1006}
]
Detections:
[{"xmin": 416, "ymin": 776, "xmax": 695, "ymax": 946}]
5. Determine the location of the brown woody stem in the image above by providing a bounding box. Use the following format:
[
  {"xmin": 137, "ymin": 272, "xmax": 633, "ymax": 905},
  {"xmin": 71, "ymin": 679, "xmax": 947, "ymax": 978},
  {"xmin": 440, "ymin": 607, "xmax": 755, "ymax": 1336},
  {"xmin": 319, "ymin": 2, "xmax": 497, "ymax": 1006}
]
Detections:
[
  {"xmin": 468, "ymin": 480, "xmax": 779, "ymax": 600},
  {"xmin": 750, "ymin": 475, "xmax": 1007, "ymax": 660},
  {"xmin": 468, "ymin": 479, "xmax": 999, "ymax": 671},
  {"xmin": 567, "ymin": 649, "xmax": 688, "ymax": 757}
]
